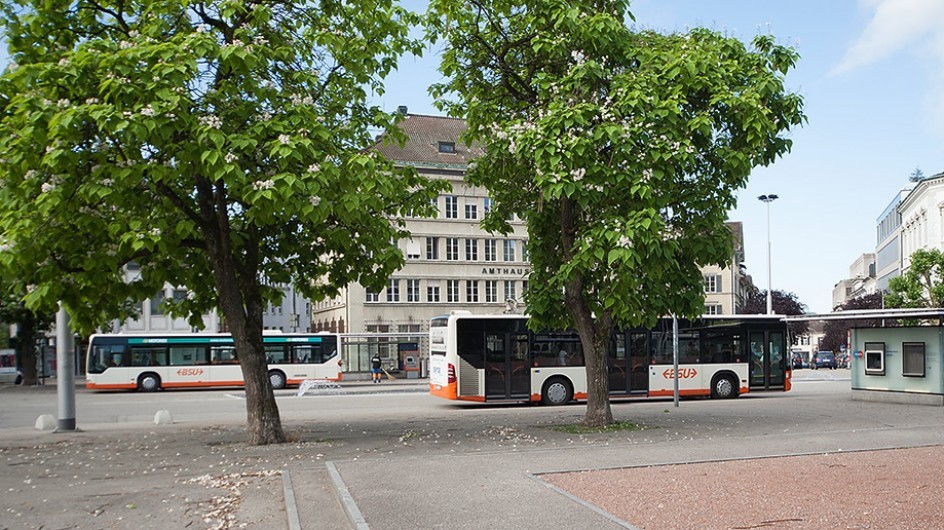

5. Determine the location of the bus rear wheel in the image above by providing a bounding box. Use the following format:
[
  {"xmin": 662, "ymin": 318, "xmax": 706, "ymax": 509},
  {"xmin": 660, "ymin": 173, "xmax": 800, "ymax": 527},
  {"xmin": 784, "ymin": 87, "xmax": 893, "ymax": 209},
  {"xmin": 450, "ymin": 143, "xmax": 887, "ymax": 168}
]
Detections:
[
  {"xmin": 541, "ymin": 377, "xmax": 573, "ymax": 406},
  {"xmin": 138, "ymin": 373, "xmax": 161, "ymax": 392},
  {"xmin": 711, "ymin": 374, "xmax": 738, "ymax": 399},
  {"xmin": 268, "ymin": 370, "xmax": 287, "ymax": 390}
]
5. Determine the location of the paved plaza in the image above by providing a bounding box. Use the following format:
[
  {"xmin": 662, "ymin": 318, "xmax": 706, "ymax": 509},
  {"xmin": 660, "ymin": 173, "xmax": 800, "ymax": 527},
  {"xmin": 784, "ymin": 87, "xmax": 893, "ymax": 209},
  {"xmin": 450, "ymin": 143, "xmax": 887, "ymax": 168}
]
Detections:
[{"xmin": 2, "ymin": 371, "xmax": 943, "ymax": 529}]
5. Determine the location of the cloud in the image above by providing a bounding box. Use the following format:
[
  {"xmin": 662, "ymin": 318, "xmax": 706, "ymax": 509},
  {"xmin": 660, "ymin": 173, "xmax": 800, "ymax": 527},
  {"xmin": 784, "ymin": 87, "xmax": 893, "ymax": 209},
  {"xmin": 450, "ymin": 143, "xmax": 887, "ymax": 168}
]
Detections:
[{"xmin": 833, "ymin": 0, "xmax": 944, "ymax": 75}]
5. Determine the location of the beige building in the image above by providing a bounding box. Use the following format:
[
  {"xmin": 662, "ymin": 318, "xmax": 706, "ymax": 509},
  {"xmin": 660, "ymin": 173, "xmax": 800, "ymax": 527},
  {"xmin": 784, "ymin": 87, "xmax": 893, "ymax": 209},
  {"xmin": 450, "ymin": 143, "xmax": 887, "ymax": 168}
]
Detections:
[
  {"xmin": 702, "ymin": 222, "xmax": 753, "ymax": 315},
  {"xmin": 311, "ymin": 112, "xmax": 530, "ymax": 337}
]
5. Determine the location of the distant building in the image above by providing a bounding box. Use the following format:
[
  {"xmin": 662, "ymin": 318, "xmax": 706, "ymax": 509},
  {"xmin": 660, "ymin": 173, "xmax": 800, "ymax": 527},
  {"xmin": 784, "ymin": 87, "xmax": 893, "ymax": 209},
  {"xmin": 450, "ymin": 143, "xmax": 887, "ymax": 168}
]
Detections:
[
  {"xmin": 111, "ymin": 263, "xmax": 309, "ymax": 333},
  {"xmin": 832, "ymin": 253, "xmax": 876, "ymax": 309},
  {"xmin": 898, "ymin": 172, "xmax": 944, "ymax": 273}
]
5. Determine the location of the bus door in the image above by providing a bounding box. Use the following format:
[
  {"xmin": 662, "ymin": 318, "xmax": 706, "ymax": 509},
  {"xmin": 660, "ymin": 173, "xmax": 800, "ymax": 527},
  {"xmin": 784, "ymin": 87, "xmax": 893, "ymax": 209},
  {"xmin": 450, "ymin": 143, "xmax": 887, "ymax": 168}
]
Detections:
[
  {"xmin": 484, "ymin": 330, "xmax": 530, "ymax": 400},
  {"xmin": 748, "ymin": 329, "xmax": 785, "ymax": 390},
  {"xmin": 608, "ymin": 332, "xmax": 648, "ymax": 395}
]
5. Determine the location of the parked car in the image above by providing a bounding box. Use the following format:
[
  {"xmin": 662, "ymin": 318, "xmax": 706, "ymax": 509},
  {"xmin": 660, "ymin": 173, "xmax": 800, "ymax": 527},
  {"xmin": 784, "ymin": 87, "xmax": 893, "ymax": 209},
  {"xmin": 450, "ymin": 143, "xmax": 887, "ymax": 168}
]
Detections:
[
  {"xmin": 792, "ymin": 353, "xmax": 805, "ymax": 369},
  {"xmin": 813, "ymin": 351, "xmax": 837, "ymax": 370}
]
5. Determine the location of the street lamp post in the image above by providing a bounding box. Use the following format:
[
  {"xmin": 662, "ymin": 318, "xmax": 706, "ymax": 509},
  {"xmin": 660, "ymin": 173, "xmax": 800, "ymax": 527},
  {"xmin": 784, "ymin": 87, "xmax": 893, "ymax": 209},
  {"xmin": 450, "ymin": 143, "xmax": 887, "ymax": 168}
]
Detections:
[{"xmin": 758, "ymin": 194, "xmax": 779, "ymax": 315}]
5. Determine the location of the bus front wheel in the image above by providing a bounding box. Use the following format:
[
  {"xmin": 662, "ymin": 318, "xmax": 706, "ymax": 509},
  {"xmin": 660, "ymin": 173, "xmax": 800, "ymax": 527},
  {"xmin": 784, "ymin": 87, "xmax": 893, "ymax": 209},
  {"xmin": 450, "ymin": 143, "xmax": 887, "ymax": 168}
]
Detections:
[
  {"xmin": 138, "ymin": 373, "xmax": 161, "ymax": 392},
  {"xmin": 268, "ymin": 370, "xmax": 287, "ymax": 390},
  {"xmin": 541, "ymin": 377, "xmax": 573, "ymax": 406},
  {"xmin": 711, "ymin": 374, "xmax": 738, "ymax": 399}
]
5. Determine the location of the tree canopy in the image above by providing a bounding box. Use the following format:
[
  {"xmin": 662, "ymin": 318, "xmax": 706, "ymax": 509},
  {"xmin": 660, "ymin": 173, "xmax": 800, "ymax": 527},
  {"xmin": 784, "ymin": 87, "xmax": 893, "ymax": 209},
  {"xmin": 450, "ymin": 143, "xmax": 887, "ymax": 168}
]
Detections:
[
  {"xmin": 886, "ymin": 248, "xmax": 944, "ymax": 308},
  {"xmin": 427, "ymin": 0, "xmax": 805, "ymax": 426},
  {"xmin": 819, "ymin": 291, "xmax": 885, "ymax": 354},
  {"xmin": 738, "ymin": 289, "xmax": 809, "ymax": 337},
  {"xmin": 0, "ymin": 0, "xmax": 446, "ymax": 444}
]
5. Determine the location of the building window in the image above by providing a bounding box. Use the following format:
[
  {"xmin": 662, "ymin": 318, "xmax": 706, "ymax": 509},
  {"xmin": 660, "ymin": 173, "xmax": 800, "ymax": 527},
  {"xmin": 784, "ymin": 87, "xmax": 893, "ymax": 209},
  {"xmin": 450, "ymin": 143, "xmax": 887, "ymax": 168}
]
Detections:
[
  {"xmin": 465, "ymin": 204, "xmax": 478, "ymax": 220},
  {"xmin": 426, "ymin": 237, "xmax": 439, "ymax": 260},
  {"xmin": 466, "ymin": 280, "xmax": 479, "ymax": 302},
  {"xmin": 445, "ymin": 196, "xmax": 458, "ymax": 219},
  {"xmin": 427, "ymin": 284, "xmax": 441, "ymax": 302},
  {"xmin": 484, "ymin": 239, "xmax": 497, "ymax": 262},
  {"xmin": 387, "ymin": 279, "xmax": 400, "ymax": 302},
  {"xmin": 504, "ymin": 280, "xmax": 516, "ymax": 301},
  {"xmin": 149, "ymin": 290, "xmax": 166, "ymax": 315},
  {"xmin": 366, "ymin": 287, "xmax": 380, "ymax": 302},
  {"xmin": 465, "ymin": 239, "xmax": 478, "ymax": 261},
  {"xmin": 484, "ymin": 197, "xmax": 493, "ymax": 213},
  {"xmin": 446, "ymin": 238, "xmax": 459, "ymax": 261},
  {"xmin": 521, "ymin": 240, "xmax": 530, "ymax": 261},
  {"xmin": 438, "ymin": 141, "xmax": 455, "ymax": 154},
  {"xmin": 704, "ymin": 274, "xmax": 722, "ymax": 293},
  {"xmin": 485, "ymin": 280, "xmax": 498, "ymax": 303},
  {"xmin": 902, "ymin": 342, "xmax": 926, "ymax": 377},
  {"xmin": 447, "ymin": 280, "xmax": 460, "ymax": 302},
  {"xmin": 704, "ymin": 304, "xmax": 723, "ymax": 315},
  {"xmin": 864, "ymin": 341, "xmax": 885, "ymax": 376},
  {"xmin": 503, "ymin": 240, "xmax": 516, "ymax": 262},
  {"xmin": 407, "ymin": 279, "xmax": 420, "ymax": 302},
  {"xmin": 406, "ymin": 239, "xmax": 421, "ymax": 260}
]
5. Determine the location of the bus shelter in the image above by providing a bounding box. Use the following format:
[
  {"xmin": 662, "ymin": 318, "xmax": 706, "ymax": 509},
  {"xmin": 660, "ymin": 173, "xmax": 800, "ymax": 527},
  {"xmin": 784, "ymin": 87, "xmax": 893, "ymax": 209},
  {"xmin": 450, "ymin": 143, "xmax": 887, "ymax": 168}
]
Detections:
[
  {"xmin": 785, "ymin": 308, "xmax": 944, "ymax": 406},
  {"xmin": 340, "ymin": 333, "xmax": 429, "ymax": 380}
]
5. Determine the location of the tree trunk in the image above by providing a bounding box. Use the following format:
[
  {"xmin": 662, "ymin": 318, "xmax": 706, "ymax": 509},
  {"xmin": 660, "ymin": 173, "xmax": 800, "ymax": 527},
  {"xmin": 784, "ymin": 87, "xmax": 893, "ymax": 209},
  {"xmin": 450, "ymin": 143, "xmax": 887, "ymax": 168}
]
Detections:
[
  {"xmin": 199, "ymin": 187, "xmax": 286, "ymax": 445},
  {"xmin": 216, "ymin": 275, "xmax": 286, "ymax": 445},
  {"xmin": 17, "ymin": 313, "xmax": 38, "ymax": 386},
  {"xmin": 581, "ymin": 325, "xmax": 613, "ymax": 427}
]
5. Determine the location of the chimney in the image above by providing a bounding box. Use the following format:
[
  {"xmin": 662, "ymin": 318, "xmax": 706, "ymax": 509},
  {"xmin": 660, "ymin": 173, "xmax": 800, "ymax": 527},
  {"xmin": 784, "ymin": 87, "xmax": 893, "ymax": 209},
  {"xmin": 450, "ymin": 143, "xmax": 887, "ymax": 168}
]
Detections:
[{"xmin": 397, "ymin": 105, "xmax": 408, "ymax": 116}]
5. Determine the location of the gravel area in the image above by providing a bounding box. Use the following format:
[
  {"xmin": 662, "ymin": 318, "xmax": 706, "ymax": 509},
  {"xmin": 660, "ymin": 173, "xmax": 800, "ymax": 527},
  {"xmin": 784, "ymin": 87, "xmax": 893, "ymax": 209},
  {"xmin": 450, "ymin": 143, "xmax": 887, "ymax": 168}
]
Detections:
[{"xmin": 543, "ymin": 446, "xmax": 944, "ymax": 530}]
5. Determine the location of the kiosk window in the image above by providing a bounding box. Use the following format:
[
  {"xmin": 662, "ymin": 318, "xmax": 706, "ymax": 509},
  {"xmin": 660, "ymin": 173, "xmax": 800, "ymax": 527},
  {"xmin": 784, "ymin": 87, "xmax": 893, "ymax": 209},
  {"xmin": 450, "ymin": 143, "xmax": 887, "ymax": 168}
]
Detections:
[
  {"xmin": 864, "ymin": 341, "xmax": 885, "ymax": 376},
  {"xmin": 902, "ymin": 342, "xmax": 925, "ymax": 377}
]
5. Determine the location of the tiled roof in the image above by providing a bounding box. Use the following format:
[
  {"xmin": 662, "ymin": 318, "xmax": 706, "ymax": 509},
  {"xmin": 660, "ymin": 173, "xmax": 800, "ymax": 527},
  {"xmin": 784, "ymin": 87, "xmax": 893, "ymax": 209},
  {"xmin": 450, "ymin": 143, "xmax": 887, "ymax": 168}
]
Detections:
[{"xmin": 372, "ymin": 113, "xmax": 483, "ymax": 168}]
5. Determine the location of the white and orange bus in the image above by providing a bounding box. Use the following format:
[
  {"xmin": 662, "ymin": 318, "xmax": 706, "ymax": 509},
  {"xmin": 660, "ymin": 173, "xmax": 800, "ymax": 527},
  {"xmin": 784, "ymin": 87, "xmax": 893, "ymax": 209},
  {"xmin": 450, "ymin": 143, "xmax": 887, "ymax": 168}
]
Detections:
[
  {"xmin": 429, "ymin": 313, "xmax": 790, "ymax": 405},
  {"xmin": 86, "ymin": 332, "xmax": 341, "ymax": 391}
]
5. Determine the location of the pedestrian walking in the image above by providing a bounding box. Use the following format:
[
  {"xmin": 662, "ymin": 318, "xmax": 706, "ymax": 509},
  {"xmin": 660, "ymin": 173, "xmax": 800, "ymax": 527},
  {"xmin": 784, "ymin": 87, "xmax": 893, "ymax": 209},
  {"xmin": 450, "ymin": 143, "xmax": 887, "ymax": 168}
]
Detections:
[{"xmin": 370, "ymin": 354, "xmax": 382, "ymax": 383}]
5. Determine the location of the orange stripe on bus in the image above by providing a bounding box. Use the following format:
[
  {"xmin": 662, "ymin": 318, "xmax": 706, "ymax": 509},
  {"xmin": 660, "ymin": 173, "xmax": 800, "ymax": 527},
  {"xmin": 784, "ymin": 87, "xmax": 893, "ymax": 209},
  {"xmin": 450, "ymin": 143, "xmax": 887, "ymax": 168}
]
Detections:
[
  {"xmin": 648, "ymin": 389, "xmax": 712, "ymax": 397},
  {"xmin": 429, "ymin": 382, "xmax": 458, "ymax": 400},
  {"xmin": 86, "ymin": 382, "xmax": 136, "ymax": 390}
]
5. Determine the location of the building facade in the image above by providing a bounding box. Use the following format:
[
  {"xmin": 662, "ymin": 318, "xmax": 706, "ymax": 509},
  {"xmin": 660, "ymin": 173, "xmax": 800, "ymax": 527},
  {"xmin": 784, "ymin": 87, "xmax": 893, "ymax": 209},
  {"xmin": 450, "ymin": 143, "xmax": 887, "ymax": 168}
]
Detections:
[
  {"xmin": 898, "ymin": 173, "xmax": 944, "ymax": 274},
  {"xmin": 311, "ymin": 112, "xmax": 529, "ymax": 336}
]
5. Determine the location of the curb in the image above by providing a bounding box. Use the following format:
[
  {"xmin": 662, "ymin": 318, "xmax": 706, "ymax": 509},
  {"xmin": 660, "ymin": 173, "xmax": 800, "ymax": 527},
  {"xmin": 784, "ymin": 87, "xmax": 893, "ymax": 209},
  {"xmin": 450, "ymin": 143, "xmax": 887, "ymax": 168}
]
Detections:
[
  {"xmin": 326, "ymin": 461, "xmax": 369, "ymax": 530},
  {"xmin": 282, "ymin": 470, "xmax": 302, "ymax": 530}
]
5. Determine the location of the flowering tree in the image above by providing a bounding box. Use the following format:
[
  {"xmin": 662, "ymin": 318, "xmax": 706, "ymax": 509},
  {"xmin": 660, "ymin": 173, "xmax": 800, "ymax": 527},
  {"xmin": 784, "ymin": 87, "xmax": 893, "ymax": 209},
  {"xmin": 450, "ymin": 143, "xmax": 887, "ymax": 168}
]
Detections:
[
  {"xmin": 0, "ymin": 0, "xmax": 446, "ymax": 444},
  {"xmin": 428, "ymin": 0, "xmax": 805, "ymax": 426}
]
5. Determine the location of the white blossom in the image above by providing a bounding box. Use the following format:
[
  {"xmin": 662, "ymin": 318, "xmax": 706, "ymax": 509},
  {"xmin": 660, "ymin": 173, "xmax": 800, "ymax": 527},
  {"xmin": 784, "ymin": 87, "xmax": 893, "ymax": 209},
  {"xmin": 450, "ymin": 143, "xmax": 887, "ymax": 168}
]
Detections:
[
  {"xmin": 85, "ymin": 98, "xmax": 100, "ymax": 105},
  {"xmin": 309, "ymin": 195, "xmax": 321, "ymax": 207},
  {"xmin": 119, "ymin": 41, "xmax": 133, "ymax": 49},
  {"xmin": 253, "ymin": 179, "xmax": 275, "ymax": 191},
  {"xmin": 129, "ymin": 30, "xmax": 140, "ymax": 38},
  {"xmin": 278, "ymin": 134, "xmax": 291, "ymax": 145},
  {"xmin": 57, "ymin": 99, "xmax": 70, "ymax": 108},
  {"xmin": 196, "ymin": 24, "xmax": 210, "ymax": 33},
  {"xmin": 571, "ymin": 167, "xmax": 586, "ymax": 181},
  {"xmin": 140, "ymin": 105, "xmax": 156, "ymax": 117},
  {"xmin": 24, "ymin": 170, "xmax": 37, "ymax": 180},
  {"xmin": 307, "ymin": 163, "xmax": 320, "ymax": 173},
  {"xmin": 225, "ymin": 153, "xmax": 237, "ymax": 164},
  {"xmin": 41, "ymin": 182, "xmax": 55, "ymax": 193},
  {"xmin": 102, "ymin": 178, "xmax": 114, "ymax": 186},
  {"xmin": 150, "ymin": 228, "xmax": 161, "ymax": 237},
  {"xmin": 199, "ymin": 115, "xmax": 222, "ymax": 129},
  {"xmin": 58, "ymin": 58, "xmax": 69, "ymax": 67}
]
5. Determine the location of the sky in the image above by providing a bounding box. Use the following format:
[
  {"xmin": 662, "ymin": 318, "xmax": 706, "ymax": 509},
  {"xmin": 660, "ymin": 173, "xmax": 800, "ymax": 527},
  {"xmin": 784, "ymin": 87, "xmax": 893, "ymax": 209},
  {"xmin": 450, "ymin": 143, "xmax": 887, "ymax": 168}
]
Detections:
[{"xmin": 375, "ymin": 0, "xmax": 944, "ymax": 314}]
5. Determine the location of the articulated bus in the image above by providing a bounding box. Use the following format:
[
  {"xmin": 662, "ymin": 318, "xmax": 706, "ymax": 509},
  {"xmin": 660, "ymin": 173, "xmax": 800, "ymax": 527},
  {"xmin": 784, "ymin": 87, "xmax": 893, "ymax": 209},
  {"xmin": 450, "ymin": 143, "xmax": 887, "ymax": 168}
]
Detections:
[
  {"xmin": 86, "ymin": 333, "xmax": 341, "ymax": 391},
  {"xmin": 429, "ymin": 313, "xmax": 790, "ymax": 405}
]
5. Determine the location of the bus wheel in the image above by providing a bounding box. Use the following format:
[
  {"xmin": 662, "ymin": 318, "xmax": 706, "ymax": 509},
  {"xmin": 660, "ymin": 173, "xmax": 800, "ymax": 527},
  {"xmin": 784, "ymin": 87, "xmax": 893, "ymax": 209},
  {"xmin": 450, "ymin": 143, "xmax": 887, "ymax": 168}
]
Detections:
[
  {"xmin": 268, "ymin": 370, "xmax": 287, "ymax": 390},
  {"xmin": 138, "ymin": 373, "xmax": 161, "ymax": 392},
  {"xmin": 541, "ymin": 377, "xmax": 573, "ymax": 406},
  {"xmin": 711, "ymin": 374, "xmax": 738, "ymax": 399}
]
